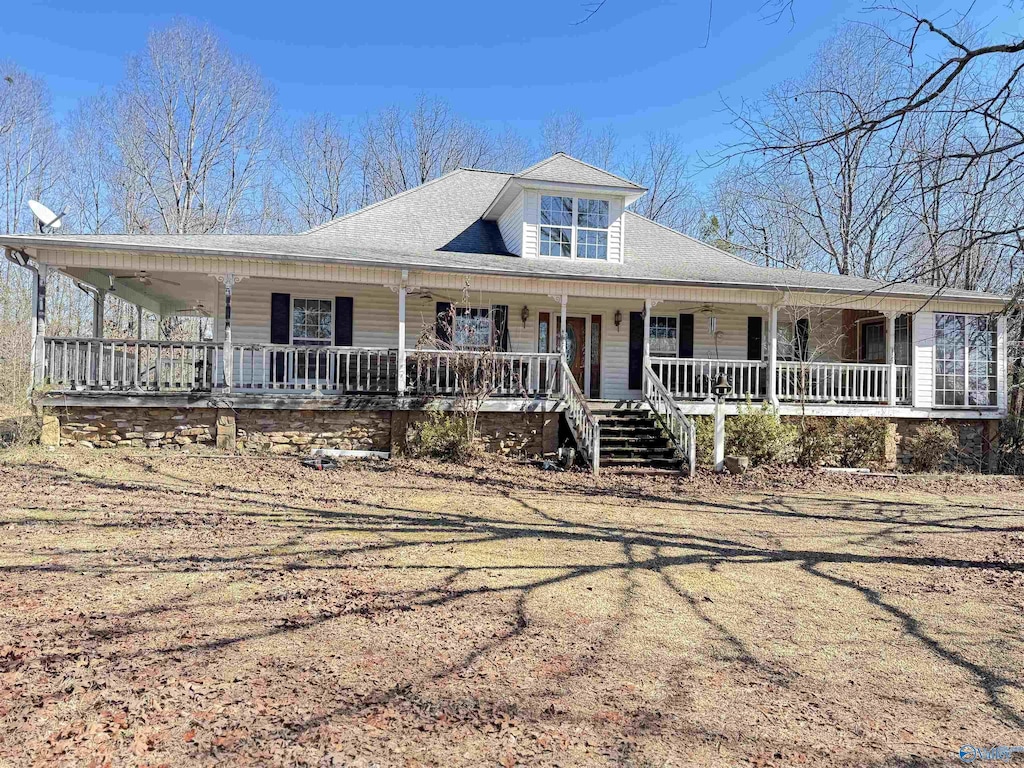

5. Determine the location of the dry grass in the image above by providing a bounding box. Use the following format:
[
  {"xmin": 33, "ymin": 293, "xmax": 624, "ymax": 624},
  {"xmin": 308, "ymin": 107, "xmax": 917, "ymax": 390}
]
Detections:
[{"xmin": 0, "ymin": 449, "xmax": 1022, "ymax": 767}]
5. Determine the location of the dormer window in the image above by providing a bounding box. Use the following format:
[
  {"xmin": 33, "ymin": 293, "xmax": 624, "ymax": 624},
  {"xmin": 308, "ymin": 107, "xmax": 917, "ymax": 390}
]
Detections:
[
  {"xmin": 577, "ymin": 199, "xmax": 609, "ymax": 259},
  {"xmin": 539, "ymin": 195, "xmax": 610, "ymax": 260},
  {"xmin": 540, "ymin": 195, "xmax": 573, "ymax": 257}
]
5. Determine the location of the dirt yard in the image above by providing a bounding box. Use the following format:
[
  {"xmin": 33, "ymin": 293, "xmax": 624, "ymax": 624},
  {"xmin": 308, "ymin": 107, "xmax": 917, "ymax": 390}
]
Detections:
[{"xmin": 0, "ymin": 450, "xmax": 1021, "ymax": 767}]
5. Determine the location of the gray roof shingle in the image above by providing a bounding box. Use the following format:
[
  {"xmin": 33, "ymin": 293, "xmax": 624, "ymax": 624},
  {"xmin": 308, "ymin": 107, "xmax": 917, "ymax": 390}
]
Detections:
[
  {"xmin": 514, "ymin": 153, "xmax": 645, "ymax": 190},
  {"xmin": 0, "ymin": 165, "xmax": 1006, "ymax": 304}
]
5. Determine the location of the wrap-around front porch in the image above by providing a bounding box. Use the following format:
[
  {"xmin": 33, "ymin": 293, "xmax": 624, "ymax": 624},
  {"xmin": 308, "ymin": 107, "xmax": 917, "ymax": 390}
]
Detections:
[{"xmin": 34, "ymin": 272, "xmax": 916, "ymax": 409}]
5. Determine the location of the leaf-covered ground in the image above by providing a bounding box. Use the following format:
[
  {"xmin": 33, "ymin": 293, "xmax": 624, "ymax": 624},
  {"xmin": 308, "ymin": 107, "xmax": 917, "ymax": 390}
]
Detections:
[{"xmin": 0, "ymin": 450, "xmax": 1022, "ymax": 767}]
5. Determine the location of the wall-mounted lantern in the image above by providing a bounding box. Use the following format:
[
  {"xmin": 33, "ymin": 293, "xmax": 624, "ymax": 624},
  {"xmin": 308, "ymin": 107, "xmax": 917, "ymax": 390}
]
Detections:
[
  {"xmin": 614, "ymin": 309, "xmax": 622, "ymax": 330},
  {"xmin": 520, "ymin": 305, "xmax": 529, "ymax": 328}
]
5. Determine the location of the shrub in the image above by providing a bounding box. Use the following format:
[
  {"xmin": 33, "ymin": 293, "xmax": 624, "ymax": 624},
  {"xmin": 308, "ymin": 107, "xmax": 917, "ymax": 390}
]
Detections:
[
  {"xmin": 905, "ymin": 422, "xmax": 957, "ymax": 472},
  {"xmin": 794, "ymin": 417, "xmax": 839, "ymax": 468},
  {"xmin": 726, "ymin": 401, "xmax": 796, "ymax": 467},
  {"xmin": 837, "ymin": 417, "xmax": 889, "ymax": 468},
  {"xmin": 405, "ymin": 412, "xmax": 474, "ymax": 461},
  {"xmin": 693, "ymin": 415, "xmax": 714, "ymax": 467},
  {"xmin": 999, "ymin": 416, "xmax": 1024, "ymax": 475}
]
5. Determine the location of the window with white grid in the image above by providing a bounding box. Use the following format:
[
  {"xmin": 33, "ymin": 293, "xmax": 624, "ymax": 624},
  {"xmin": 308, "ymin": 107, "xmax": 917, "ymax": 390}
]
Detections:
[
  {"xmin": 292, "ymin": 298, "xmax": 333, "ymax": 345},
  {"xmin": 576, "ymin": 199, "xmax": 608, "ymax": 259},
  {"xmin": 934, "ymin": 313, "xmax": 996, "ymax": 407},
  {"xmin": 540, "ymin": 196, "xmax": 572, "ymax": 257},
  {"xmin": 538, "ymin": 195, "xmax": 610, "ymax": 260},
  {"xmin": 649, "ymin": 316, "xmax": 677, "ymax": 357}
]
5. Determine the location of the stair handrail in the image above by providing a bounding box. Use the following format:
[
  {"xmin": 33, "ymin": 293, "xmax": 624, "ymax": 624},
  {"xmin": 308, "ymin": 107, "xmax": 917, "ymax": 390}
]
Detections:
[
  {"xmin": 642, "ymin": 362, "xmax": 696, "ymax": 476},
  {"xmin": 558, "ymin": 356, "xmax": 601, "ymax": 476}
]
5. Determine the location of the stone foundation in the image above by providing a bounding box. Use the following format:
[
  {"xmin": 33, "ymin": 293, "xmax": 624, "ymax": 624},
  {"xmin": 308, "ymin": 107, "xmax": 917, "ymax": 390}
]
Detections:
[
  {"xmin": 235, "ymin": 410, "xmax": 391, "ymax": 455},
  {"xmin": 53, "ymin": 407, "xmax": 217, "ymax": 449},
  {"xmin": 399, "ymin": 411, "xmax": 558, "ymax": 458},
  {"xmin": 892, "ymin": 418, "xmax": 994, "ymax": 472},
  {"xmin": 42, "ymin": 406, "xmax": 560, "ymax": 458},
  {"xmin": 777, "ymin": 415, "xmax": 998, "ymax": 471}
]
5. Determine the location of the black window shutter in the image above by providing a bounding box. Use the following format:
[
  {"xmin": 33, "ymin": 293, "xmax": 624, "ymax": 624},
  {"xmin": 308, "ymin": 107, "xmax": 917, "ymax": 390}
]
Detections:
[
  {"xmin": 796, "ymin": 318, "xmax": 810, "ymax": 361},
  {"xmin": 436, "ymin": 302, "xmax": 452, "ymax": 346},
  {"xmin": 335, "ymin": 297, "xmax": 353, "ymax": 346},
  {"xmin": 678, "ymin": 314, "xmax": 694, "ymax": 358},
  {"xmin": 270, "ymin": 292, "xmax": 290, "ymax": 382},
  {"xmin": 628, "ymin": 311, "xmax": 643, "ymax": 389},
  {"xmin": 747, "ymin": 317, "xmax": 764, "ymax": 360},
  {"xmin": 491, "ymin": 305, "xmax": 510, "ymax": 351}
]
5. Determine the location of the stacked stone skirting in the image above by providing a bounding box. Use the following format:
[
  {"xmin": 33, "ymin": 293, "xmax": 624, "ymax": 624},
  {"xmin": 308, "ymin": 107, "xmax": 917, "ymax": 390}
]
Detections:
[
  {"xmin": 43, "ymin": 406, "xmax": 560, "ymax": 459},
  {"xmin": 780, "ymin": 415, "xmax": 998, "ymax": 471}
]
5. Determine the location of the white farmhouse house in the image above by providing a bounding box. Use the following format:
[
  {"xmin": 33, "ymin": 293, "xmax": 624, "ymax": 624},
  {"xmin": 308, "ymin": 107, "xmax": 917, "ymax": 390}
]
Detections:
[{"xmin": 1, "ymin": 153, "xmax": 1010, "ymax": 473}]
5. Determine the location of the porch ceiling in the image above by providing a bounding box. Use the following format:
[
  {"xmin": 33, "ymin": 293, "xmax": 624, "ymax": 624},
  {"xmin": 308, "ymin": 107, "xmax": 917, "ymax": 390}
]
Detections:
[{"xmin": 62, "ymin": 267, "xmax": 221, "ymax": 317}]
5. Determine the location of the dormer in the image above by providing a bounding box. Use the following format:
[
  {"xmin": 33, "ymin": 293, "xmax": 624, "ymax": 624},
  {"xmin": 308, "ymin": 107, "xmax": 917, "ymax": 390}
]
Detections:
[{"xmin": 483, "ymin": 153, "xmax": 645, "ymax": 264}]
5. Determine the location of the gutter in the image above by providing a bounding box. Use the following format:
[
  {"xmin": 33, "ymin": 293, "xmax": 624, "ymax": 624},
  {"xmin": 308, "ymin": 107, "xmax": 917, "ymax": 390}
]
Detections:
[{"xmin": 0, "ymin": 235, "xmax": 1008, "ymax": 306}]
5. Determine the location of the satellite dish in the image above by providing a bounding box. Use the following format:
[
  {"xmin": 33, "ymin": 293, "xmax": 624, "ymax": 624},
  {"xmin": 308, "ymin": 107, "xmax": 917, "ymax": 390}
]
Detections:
[{"xmin": 28, "ymin": 200, "xmax": 65, "ymax": 233}]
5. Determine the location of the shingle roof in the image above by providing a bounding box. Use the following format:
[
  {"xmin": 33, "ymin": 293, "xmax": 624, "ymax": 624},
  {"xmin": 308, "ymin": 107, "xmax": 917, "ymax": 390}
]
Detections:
[
  {"xmin": 0, "ymin": 166, "xmax": 1006, "ymax": 304},
  {"xmin": 514, "ymin": 152, "xmax": 645, "ymax": 190}
]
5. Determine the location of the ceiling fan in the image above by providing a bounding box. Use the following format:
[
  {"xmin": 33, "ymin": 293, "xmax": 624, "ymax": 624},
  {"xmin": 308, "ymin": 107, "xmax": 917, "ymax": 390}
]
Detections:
[
  {"xmin": 178, "ymin": 301, "xmax": 210, "ymax": 317},
  {"xmin": 113, "ymin": 271, "xmax": 181, "ymax": 287}
]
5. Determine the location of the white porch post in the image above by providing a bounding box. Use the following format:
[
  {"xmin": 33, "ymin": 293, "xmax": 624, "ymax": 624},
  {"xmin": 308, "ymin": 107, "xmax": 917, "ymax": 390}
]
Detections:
[
  {"xmin": 886, "ymin": 311, "xmax": 897, "ymax": 406},
  {"xmin": 767, "ymin": 304, "xmax": 779, "ymax": 406},
  {"xmin": 713, "ymin": 392, "xmax": 727, "ymax": 472},
  {"xmin": 92, "ymin": 288, "xmax": 105, "ymax": 339},
  {"xmin": 397, "ymin": 282, "xmax": 407, "ymax": 395},
  {"xmin": 30, "ymin": 263, "xmax": 48, "ymax": 388},
  {"xmin": 222, "ymin": 274, "xmax": 235, "ymax": 391},
  {"xmin": 642, "ymin": 298, "xmax": 652, "ymax": 370}
]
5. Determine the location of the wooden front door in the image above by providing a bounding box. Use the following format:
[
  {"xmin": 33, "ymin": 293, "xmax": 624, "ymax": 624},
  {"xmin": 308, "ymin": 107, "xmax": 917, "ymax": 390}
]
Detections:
[{"xmin": 557, "ymin": 316, "xmax": 587, "ymax": 390}]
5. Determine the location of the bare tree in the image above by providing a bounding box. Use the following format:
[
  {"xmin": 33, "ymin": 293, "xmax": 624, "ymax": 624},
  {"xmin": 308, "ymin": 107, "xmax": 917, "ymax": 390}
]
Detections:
[
  {"xmin": 360, "ymin": 95, "xmax": 502, "ymax": 203},
  {"xmin": 727, "ymin": 25, "xmax": 918, "ymax": 278},
  {"xmin": 622, "ymin": 132, "xmax": 702, "ymax": 234},
  {"xmin": 280, "ymin": 113, "xmax": 355, "ymax": 229},
  {"xmin": 111, "ymin": 20, "xmax": 276, "ymax": 234},
  {"xmin": 540, "ymin": 111, "xmax": 616, "ymax": 167},
  {"xmin": 0, "ymin": 61, "xmax": 61, "ymax": 235}
]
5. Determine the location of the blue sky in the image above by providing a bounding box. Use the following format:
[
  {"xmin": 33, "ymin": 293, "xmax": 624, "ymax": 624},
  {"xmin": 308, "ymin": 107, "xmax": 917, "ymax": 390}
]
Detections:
[{"xmin": 2, "ymin": 0, "xmax": 1019, "ymax": 167}]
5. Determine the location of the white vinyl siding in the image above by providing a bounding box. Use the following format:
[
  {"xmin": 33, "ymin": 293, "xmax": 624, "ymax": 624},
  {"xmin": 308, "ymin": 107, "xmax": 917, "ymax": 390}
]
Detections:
[
  {"xmin": 912, "ymin": 310, "xmax": 934, "ymax": 408},
  {"xmin": 497, "ymin": 190, "xmax": 525, "ymax": 256}
]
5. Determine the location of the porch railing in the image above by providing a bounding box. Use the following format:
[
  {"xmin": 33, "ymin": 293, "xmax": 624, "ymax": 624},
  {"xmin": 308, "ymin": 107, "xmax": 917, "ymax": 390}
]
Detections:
[
  {"xmin": 643, "ymin": 363, "xmax": 696, "ymax": 476},
  {"xmin": 406, "ymin": 350, "xmax": 562, "ymax": 397},
  {"xmin": 559, "ymin": 356, "xmax": 600, "ymax": 475},
  {"xmin": 230, "ymin": 344, "xmax": 397, "ymax": 393},
  {"xmin": 649, "ymin": 357, "xmax": 768, "ymax": 400},
  {"xmin": 776, "ymin": 361, "xmax": 912, "ymax": 405},
  {"xmin": 42, "ymin": 338, "xmax": 221, "ymax": 391}
]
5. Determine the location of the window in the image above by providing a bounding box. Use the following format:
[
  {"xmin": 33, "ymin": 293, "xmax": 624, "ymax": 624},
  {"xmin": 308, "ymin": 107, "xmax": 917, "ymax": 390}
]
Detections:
[
  {"xmin": 935, "ymin": 313, "xmax": 996, "ymax": 407},
  {"xmin": 454, "ymin": 307, "xmax": 491, "ymax": 348},
  {"xmin": 539, "ymin": 195, "xmax": 610, "ymax": 260},
  {"xmin": 860, "ymin": 321, "xmax": 885, "ymax": 363},
  {"xmin": 779, "ymin": 319, "xmax": 810, "ymax": 361},
  {"xmin": 576, "ymin": 199, "xmax": 608, "ymax": 259},
  {"xmin": 292, "ymin": 298, "xmax": 333, "ymax": 345},
  {"xmin": 649, "ymin": 316, "xmax": 677, "ymax": 357},
  {"xmin": 540, "ymin": 195, "xmax": 572, "ymax": 257},
  {"xmin": 452, "ymin": 306, "xmax": 510, "ymax": 350}
]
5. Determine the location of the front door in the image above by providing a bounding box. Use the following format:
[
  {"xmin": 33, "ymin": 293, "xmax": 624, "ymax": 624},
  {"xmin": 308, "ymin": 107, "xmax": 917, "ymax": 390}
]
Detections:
[{"xmin": 557, "ymin": 316, "xmax": 587, "ymax": 390}]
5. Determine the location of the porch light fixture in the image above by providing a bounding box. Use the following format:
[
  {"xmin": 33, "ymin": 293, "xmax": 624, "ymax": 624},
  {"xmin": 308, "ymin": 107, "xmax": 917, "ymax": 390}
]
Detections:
[
  {"xmin": 520, "ymin": 305, "xmax": 529, "ymax": 328},
  {"xmin": 614, "ymin": 309, "xmax": 622, "ymax": 330}
]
